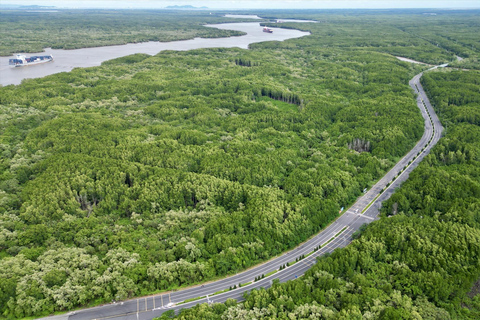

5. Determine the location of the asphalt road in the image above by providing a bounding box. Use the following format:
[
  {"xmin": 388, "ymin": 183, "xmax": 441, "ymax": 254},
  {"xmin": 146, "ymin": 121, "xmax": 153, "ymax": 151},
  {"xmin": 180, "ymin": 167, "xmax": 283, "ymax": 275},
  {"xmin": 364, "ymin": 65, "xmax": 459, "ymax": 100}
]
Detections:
[{"xmin": 55, "ymin": 65, "xmax": 444, "ymax": 320}]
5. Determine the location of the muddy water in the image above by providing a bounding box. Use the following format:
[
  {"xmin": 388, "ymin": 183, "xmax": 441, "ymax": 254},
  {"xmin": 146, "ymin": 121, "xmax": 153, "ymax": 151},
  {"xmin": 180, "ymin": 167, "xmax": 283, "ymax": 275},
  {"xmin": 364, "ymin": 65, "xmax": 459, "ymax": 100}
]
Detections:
[{"xmin": 1, "ymin": 22, "xmax": 310, "ymax": 86}]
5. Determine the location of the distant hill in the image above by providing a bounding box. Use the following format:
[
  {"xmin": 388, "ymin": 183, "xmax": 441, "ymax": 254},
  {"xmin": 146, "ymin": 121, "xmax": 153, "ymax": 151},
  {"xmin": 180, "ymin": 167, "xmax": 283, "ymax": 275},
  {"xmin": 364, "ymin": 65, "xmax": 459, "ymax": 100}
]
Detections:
[
  {"xmin": 21, "ymin": 5, "xmax": 57, "ymax": 9},
  {"xmin": 165, "ymin": 5, "xmax": 208, "ymax": 9},
  {"xmin": 0, "ymin": 4, "xmax": 57, "ymax": 9}
]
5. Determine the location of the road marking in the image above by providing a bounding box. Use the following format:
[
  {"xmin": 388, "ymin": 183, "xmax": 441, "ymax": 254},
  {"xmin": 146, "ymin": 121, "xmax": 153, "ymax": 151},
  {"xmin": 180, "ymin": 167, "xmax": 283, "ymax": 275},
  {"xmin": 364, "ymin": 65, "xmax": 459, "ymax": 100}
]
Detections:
[
  {"xmin": 360, "ymin": 214, "xmax": 375, "ymax": 220},
  {"xmin": 93, "ymin": 309, "xmax": 153, "ymax": 320}
]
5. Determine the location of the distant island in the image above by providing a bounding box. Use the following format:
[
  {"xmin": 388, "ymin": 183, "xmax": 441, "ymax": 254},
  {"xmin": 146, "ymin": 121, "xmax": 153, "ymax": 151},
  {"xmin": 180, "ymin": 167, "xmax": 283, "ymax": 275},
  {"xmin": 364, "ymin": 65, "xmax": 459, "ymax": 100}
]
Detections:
[
  {"xmin": 165, "ymin": 5, "xmax": 208, "ymax": 9},
  {"xmin": 21, "ymin": 5, "xmax": 56, "ymax": 8},
  {"xmin": 0, "ymin": 4, "xmax": 57, "ymax": 9}
]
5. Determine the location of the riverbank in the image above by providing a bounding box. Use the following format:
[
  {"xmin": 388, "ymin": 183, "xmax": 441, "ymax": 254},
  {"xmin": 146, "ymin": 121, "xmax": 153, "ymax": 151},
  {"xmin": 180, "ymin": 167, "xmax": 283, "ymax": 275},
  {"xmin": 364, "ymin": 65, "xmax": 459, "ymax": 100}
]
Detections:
[{"xmin": 1, "ymin": 22, "xmax": 309, "ymax": 86}]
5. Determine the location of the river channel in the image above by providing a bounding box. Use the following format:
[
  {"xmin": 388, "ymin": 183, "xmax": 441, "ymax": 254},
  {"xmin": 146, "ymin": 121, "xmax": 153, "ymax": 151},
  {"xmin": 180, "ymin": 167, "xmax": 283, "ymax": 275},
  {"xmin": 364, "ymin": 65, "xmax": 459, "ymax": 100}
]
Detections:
[{"xmin": 0, "ymin": 19, "xmax": 311, "ymax": 86}]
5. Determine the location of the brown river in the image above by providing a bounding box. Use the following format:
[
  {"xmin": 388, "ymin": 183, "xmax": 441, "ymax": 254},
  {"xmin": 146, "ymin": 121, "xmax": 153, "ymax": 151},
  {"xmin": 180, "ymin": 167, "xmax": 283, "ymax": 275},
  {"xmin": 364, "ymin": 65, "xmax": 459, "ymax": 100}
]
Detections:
[{"xmin": 0, "ymin": 19, "xmax": 311, "ymax": 86}]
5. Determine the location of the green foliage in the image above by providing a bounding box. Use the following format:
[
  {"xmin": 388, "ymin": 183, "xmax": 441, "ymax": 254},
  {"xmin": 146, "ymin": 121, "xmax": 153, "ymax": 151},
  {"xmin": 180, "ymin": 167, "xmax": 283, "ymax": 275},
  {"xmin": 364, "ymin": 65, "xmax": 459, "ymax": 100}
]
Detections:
[
  {"xmin": 0, "ymin": 10, "xmax": 244, "ymax": 56},
  {"xmin": 1, "ymin": 9, "xmax": 478, "ymax": 318},
  {"xmin": 171, "ymin": 59, "xmax": 480, "ymax": 320},
  {"xmin": 254, "ymin": 9, "xmax": 480, "ymax": 65},
  {"xmin": 351, "ymin": 223, "xmax": 368, "ymax": 240},
  {"xmin": 155, "ymin": 309, "xmax": 175, "ymax": 319}
]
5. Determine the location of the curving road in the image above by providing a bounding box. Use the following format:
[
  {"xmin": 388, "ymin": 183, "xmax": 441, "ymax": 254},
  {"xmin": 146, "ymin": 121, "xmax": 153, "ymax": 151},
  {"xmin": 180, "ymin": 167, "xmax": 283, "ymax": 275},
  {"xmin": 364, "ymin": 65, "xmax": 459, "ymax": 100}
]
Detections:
[{"xmin": 54, "ymin": 64, "xmax": 444, "ymax": 320}]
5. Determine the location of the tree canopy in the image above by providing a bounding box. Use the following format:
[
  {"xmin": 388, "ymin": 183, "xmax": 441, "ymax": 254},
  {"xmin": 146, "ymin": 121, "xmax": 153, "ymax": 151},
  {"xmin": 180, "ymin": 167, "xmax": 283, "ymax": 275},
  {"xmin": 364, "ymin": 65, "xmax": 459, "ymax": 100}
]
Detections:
[
  {"xmin": 1, "ymin": 9, "xmax": 479, "ymax": 318},
  {"xmin": 167, "ymin": 68, "xmax": 480, "ymax": 320}
]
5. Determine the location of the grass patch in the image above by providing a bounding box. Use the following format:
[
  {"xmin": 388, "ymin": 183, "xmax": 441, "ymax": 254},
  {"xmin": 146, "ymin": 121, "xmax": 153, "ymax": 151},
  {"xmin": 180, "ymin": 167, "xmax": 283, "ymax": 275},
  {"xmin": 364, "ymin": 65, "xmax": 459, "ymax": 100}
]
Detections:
[
  {"xmin": 324, "ymin": 237, "xmax": 334, "ymax": 246},
  {"xmin": 180, "ymin": 296, "xmax": 206, "ymax": 305},
  {"xmin": 265, "ymin": 269, "xmax": 278, "ymax": 277},
  {"xmin": 304, "ymin": 251, "xmax": 314, "ymax": 258},
  {"xmin": 335, "ymin": 227, "xmax": 347, "ymax": 237},
  {"xmin": 212, "ymin": 288, "xmax": 230, "ymax": 296},
  {"xmin": 361, "ymin": 194, "xmax": 381, "ymax": 213},
  {"xmin": 239, "ymin": 281, "xmax": 252, "ymax": 288}
]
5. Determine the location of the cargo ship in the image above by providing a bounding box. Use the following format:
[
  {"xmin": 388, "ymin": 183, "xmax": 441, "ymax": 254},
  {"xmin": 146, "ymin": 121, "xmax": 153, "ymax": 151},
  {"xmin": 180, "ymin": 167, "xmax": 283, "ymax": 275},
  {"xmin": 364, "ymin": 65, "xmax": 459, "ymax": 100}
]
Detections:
[
  {"xmin": 9, "ymin": 54, "xmax": 54, "ymax": 67},
  {"xmin": 263, "ymin": 27, "xmax": 273, "ymax": 33}
]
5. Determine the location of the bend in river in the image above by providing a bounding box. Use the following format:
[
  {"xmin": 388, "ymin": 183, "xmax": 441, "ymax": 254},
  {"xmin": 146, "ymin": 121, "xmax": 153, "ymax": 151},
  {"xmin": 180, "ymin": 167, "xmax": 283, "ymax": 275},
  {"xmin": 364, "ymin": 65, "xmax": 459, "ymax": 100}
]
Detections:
[{"xmin": 0, "ymin": 22, "xmax": 310, "ymax": 86}]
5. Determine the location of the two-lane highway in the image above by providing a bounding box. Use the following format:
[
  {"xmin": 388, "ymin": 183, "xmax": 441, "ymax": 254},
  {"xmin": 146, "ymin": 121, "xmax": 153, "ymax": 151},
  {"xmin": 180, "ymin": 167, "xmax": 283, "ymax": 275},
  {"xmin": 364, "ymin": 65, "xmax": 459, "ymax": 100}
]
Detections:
[{"xmin": 61, "ymin": 62, "xmax": 445, "ymax": 320}]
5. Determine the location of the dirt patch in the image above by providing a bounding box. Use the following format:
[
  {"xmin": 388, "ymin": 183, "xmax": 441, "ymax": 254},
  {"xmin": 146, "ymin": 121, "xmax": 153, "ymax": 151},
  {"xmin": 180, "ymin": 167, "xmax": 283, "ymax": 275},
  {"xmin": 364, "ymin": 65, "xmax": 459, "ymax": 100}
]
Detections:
[{"xmin": 467, "ymin": 278, "xmax": 480, "ymax": 299}]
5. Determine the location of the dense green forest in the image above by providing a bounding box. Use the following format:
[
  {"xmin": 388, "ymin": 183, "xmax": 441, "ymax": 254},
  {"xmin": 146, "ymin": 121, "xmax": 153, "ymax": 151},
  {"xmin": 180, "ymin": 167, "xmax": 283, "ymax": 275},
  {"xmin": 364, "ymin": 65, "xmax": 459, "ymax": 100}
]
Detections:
[
  {"xmin": 2, "ymin": 8, "xmax": 479, "ymax": 69},
  {"xmin": 0, "ymin": 10, "xmax": 246, "ymax": 56},
  {"xmin": 165, "ymin": 67, "xmax": 480, "ymax": 320},
  {"xmin": 257, "ymin": 9, "xmax": 480, "ymax": 68},
  {"xmin": 0, "ymin": 9, "xmax": 478, "ymax": 318}
]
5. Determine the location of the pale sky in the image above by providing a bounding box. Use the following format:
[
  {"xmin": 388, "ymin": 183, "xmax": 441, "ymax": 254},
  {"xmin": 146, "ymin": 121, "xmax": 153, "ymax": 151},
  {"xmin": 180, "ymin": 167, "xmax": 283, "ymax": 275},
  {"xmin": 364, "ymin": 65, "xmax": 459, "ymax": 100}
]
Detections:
[{"xmin": 2, "ymin": 0, "xmax": 479, "ymax": 9}]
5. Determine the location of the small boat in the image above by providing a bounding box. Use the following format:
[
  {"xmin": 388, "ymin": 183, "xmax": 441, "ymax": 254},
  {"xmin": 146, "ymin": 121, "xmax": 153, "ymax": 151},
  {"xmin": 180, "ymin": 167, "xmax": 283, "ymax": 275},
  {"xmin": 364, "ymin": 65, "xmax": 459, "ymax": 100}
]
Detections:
[
  {"xmin": 263, "ymin": 27, "xmax": 273, "ymax": 33},
  {"xmin": 9, "ymin": 54, "xmax": 54, "ymax": 67}
]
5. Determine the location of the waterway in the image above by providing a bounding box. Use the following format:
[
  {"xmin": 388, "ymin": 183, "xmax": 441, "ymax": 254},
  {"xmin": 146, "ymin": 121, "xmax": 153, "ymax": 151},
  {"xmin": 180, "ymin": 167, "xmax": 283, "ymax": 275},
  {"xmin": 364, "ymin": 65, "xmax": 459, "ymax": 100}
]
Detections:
[
  {"xmin": 395, "ymin": 56, "xmax": 431, "ymax": 65},
  {"xmin": 0, "ymin": 21, "xmax": 310, "ymax": 86},
  {"xmin": 225, "ymin": 14, "xmax": 318, "ymax": 23},
  {"xmin": 224, "ymin": 14, "xmax": 262, "ymax": 19}
]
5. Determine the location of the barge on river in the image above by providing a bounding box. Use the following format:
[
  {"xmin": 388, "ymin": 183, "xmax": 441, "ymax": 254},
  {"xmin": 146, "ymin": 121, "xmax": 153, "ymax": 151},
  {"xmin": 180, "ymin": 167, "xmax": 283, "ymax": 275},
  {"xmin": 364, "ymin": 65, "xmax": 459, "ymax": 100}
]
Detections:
[{"xmin": 9, "ymin": 54, "xmax": 54, "ymax": 67}]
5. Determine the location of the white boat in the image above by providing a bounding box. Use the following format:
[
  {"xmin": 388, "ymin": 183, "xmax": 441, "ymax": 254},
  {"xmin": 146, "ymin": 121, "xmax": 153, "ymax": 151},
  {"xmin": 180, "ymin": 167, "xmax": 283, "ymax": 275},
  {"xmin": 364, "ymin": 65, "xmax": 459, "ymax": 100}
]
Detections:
[{"xmin": 9, "ymin": 54, "xmax": 53, "ymax": 67}]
